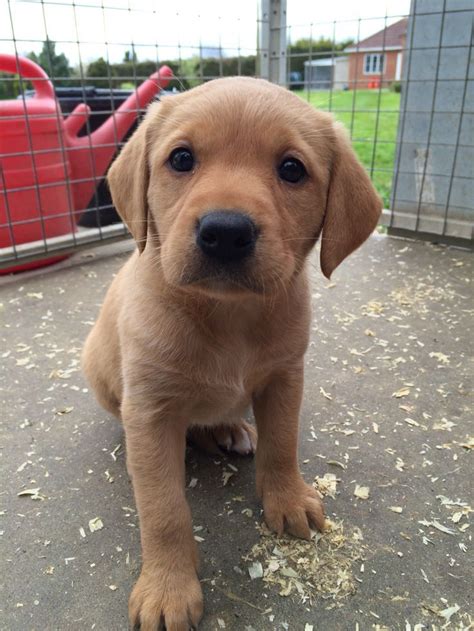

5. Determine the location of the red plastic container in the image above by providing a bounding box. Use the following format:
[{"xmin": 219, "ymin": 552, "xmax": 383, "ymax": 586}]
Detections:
[
  {"xmin": 0, "ymin": 54, "xmax": 172, "ymax": 273},
  {"xmin": 0, "ymin": 55, "xmax": 74, "ymax": 272}
]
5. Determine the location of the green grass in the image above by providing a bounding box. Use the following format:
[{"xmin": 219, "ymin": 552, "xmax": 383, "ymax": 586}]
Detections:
[{"xmin": 294, "ymin": 90, "xmax": 401, "ymax": 207}]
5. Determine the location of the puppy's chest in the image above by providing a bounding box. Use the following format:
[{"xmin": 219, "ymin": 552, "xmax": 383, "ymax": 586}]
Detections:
[
  {"xmin": 193, "ymin": 340, "xmax": 263, "ymax": 396},
  {"xmin": 167, "ymin": 334, "xmax": 274, "ymax": 422}
]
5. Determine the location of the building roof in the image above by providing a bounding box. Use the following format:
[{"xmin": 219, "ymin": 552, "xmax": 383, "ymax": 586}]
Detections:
[
  {"xmin": 345, "ymin": 18, "xmax": 408, "ymax": 52},
  {"xmin": 304, "ymin": 56, "xmax": 348, "ymax": 67},
  {"xmin": 304, "ymin": 58, "xmax": 334, "ymax": 66}
]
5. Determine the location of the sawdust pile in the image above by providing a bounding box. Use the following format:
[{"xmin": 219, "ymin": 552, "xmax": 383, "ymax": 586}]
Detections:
[{"xmin": 245, "ymin": 519, "xmax": 365, "ymax": 605}]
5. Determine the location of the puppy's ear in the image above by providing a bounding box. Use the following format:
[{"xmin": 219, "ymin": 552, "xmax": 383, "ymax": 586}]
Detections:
[
  {"xmin": 320, "ymin": 122, "xmax": 382, "ymax": 279},
  {"xmin": 107, "ymin": 109, "xmax": 152, "ymax": 253}
]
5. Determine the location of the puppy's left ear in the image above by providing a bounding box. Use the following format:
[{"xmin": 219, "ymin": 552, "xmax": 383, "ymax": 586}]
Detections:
[
  {"xmin": 320, "ymin": 122, "xmax": 382, "ymax": 279},
  {"xmin": 107, "ymin": 106, "xmax": 154, "ymax": 253}
]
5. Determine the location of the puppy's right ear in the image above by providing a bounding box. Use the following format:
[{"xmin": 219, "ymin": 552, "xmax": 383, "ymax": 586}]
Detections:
[{"xmin": 108, "ymin": 108, "xmax": 153, "ymax": 253}]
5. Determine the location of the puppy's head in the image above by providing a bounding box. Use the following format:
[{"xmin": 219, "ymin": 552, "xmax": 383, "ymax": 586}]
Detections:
[{"xmin": 108, "ymin": 78, "xmax": 381, "ymax": 297}]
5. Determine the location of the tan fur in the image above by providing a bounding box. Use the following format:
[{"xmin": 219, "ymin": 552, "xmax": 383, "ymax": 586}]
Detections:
[{"xmin": 82, "ymin": 77, "xmax": 381, "ymax": 630}]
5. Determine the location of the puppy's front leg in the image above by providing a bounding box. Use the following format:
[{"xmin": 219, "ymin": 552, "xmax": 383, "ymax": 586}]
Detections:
[
  {"xmin": 253, "ymin": 365, "xmax": 325, "ymax": 539},
  {"xmin": 123, "ymin": 399, "xmax": 203, "ymax": 631}
]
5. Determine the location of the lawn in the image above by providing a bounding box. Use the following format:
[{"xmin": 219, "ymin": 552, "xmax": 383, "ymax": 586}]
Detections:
[{"xmin": 294, "ymin": 90, "xmax": 401, "ymax": 207}]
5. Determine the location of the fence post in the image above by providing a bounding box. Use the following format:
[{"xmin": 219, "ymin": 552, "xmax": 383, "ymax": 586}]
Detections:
[{"xmin": 259, "ymin": 0, "xmax": 287, "ymax": 86}]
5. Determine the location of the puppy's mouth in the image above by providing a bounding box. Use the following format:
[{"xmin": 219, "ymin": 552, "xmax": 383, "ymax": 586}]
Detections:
[{"xmin": 181, "ymin": 262, "xmax": 265, "ymax": 296}]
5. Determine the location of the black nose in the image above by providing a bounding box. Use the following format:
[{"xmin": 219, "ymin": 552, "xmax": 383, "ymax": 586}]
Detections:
[{"xmin": 196, "ymin": 211, "xmax": 257, "ymax": 263}]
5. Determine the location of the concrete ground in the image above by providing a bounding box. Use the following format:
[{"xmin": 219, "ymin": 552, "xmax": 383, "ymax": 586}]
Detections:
[{"xmin": 0, "ymin": 234, "xmax": 472, "ymax": 631}]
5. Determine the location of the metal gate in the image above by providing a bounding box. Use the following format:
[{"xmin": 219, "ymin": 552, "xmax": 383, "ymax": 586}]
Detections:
[{"xmin": 0, "ymin": 0, "xmax": 472, "ymax": 272}]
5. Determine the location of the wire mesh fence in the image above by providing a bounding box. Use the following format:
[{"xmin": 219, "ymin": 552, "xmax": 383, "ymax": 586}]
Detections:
[{"xmin": 0, "ymin": 0, "xmax": 472, "ymax": 273}]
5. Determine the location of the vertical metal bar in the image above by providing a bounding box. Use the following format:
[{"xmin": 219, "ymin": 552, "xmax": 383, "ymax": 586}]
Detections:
[
  {"xmin": 328, "ymin": 20, "xmax": 336, "ymax": 112},
  {"xmin": 349, "ymin": 18, "xmax": 362, "ymax": 141},
  {"xmin": 390, "ymin": 0, "xmax": 416, "ymax": 230},
  {"xmin": 414, "ymin": 0, "xmax": 447, "ymax": 233},
  {"xmin": 369, "ymin": 12, "xmax": 389, "ymax": 180},
  {"xmin": 7, "ymin": 0, "xmax": 49, "ymax": 256},
  {"xmin": 0, "ymin": 163, "xmax": 18, "ymax": 260},
  {"xmin": 128, "ymin": 0, "xmax": 140, "ymax": 122},
  {"xmin": 218, "ymin": 17, "xmax": 224, "ymax": 78},
  {"xmin": 72, "ymin": 0, "xmax": 101, "ymax": 238},
  {"xmin": 153, "ymin": 0, "xmax": 160, "ymax": 85},
  {"xmin": 306, "ymin": 22, "xmax": 313, "ymax": 101},
  {"xmin": 39, "ymin": 0, "xmax": 78, "ymax": 243},
  {"xmin": 198, "ymin": 13, "xmax": 204, "ymax": 84},
  {"xmin": 259, "ymin": 0, "xmax": 270, "ymax": 80},
  {"xmin": 237, "ymin": 17, "xmax": 242, "ymax": 76},
  {"xmin": 269, "ymin": 0, "xmax": 287, "ymax": 86},
  {"xmin": 101, "ymin": 1, "xmax": 123, "ymax": 233},
  {"xmin": 175, "ymin": 4, "xmax": 184, "ymax": 90},
  {"xmin": 441, "ymin": 18, "xmax": 473, "ymax": 236}
]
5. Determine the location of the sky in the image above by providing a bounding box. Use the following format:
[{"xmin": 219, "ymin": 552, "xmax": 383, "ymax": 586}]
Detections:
[{"xmin": 0, "ymin": 0, "xmax": 411, "ymax": 67}]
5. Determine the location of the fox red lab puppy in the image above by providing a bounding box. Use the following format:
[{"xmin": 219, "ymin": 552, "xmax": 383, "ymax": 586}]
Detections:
[{"xmin": 82, "ymin": 77, "xmax": 381, "ymax": 630}]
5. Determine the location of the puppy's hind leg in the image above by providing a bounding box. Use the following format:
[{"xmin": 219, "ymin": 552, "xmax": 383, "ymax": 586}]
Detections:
[{"xmin": 82, "ymin": 326, "xmax": 121, "ymax": 420}]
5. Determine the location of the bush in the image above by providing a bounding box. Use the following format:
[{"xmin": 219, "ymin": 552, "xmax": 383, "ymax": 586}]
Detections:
[{"xmin": 390, "ymin": 81, "xmax": 402, "ymax": 93}]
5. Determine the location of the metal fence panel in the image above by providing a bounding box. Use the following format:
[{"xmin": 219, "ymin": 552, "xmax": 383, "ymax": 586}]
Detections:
[
  {"xmin": 0, "ymin": 0, "xmax": 261, "ymax": 271},
  {"xmin": 0, "ymin": 0, "xmax": 472, "ymax": 273},
  {"xmin": 387, "ymin": 0, "xmax": 473, "ymax": 246}
]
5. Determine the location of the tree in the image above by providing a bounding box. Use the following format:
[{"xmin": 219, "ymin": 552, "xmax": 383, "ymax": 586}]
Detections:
[
  {"xmin": 123, "ymin": 50, "xmax": 137, "ymax": 63},
  {"xmin": 0, "ymin": 39, "xmax": 72, "ymax": 99},
  {"xmin": 28, "ymin": 39, "xmax": 72, "ymax": 86},
  {"xmin": 86, "ymin": 57, "xmax": 112, "ymax": 88},
  {"xmin": 87, "ymin": 56, "xmax": 189, "ymax": 91},
  {"xmin": 0, "ymin": 74, "xmax": 21, "ymax": 100},
  {"xmin": 194, "ymin": 55, "xmax": 256, "ymax": 82}
]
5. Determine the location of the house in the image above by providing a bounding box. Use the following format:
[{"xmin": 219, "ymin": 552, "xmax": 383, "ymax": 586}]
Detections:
[
  {"xmin": 304, "ymin": 56, "xmax": 349, "ymax": 90},
  {"xmin": 344, "ymin": 18, "xmax": 408, "ymax": 89},
  {"xmin": 304, "ymin": 59, "xmax": 333, "ymax": 90}
]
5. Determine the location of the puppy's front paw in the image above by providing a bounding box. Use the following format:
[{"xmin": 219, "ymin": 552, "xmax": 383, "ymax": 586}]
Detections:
[
  {"xmin": 129, "ymin": 566, "xmax": 203, "ymax": 631},
  {"xmin": 261, "ymin": 476, "xmax": 325, "ymax": 540}
]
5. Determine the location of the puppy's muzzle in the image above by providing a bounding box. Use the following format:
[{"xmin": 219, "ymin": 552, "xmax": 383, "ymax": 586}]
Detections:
[{"xmin": 196, "ymin": 211, "xmax": 257, "ymax": 264}]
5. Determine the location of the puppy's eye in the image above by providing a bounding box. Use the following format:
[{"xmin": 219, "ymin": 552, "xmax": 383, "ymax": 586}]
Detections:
[
  {"xmin": 278, "ymin": 157, "xmax": 306, "ymax": 184},
  {"xmin": 169, "ymin": 147, "xmax": 194, "ymax": 172}
]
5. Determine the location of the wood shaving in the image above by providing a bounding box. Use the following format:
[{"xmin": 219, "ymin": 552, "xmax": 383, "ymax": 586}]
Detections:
[
  {"xmin": 354, "ymin": 485, "xmax": 370, "ymax": 500},
  {"xmin": 17, "ymin": 488, "xmax": 45, "ymax": 501},
  {"xmin": 459, "ymin": 437, "xmax": 474, "ymax": 450},
  {"xmin": 327, "ymin": 460, "xmax": 346, "ymax": 470},
  {"xmin": 429, "ymin": 351, "xmax": 450, "ymax": 365},
  {"xmin": 244, "ymin": 520, "xmax": 365, "ymax": 603},
  {"xmin": 422, "ymin": 602, "xmax": 465, "ymax": 625},
  {"xmin": 88, "ymin": 517, "xmax": 104, "ymax": 533},
  {"xmin": 110, "ymin": 444, "xmax": 122, "ymax": 461},
  {"xmin": 433, "ymin": 418, "xmax": 456, "ymax": 431},
  {"xmin": 222, "ymin": 471, "xmax": 234, "ymax": 486},
  {"xmin": 313, "ymin": 473, "xmax": 338, "ymax": 499},
  {"xmin": 418, "ymin": 520, "xmax": 456, "ymax": 535},
  {"xmin": 55, "ymin": 406, "xmax": 74, "ymax": 415},
  {"xmin": 319, "ymin": 387, "xmax": 333, "ymax": 400},
  {"xmin": 392, "ymin": 387, "xmax": 410, "ymax": 398},
  {"xmin": 248, "ymin": 561, "xmax": 263, "ymax": 580}
]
